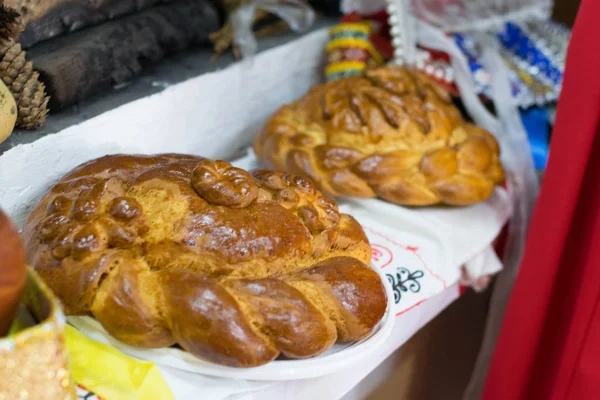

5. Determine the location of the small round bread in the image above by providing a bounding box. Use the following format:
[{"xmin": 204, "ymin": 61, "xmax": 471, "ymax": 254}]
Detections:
[
  {"xmin": 22, "ymin": 154, "xmax": 387, "ymax": 367},
  {"xmin": 254, "ymin": 66, "xmax": 505, "ymax": 206},
  {"xmin": 0, "ymin": 209, "xmax": 27, "ymax": 337}
]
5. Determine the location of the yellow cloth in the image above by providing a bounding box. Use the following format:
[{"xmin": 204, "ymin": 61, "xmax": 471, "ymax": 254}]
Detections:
[{"xmin": 65, "ymin": 325, "xmax": 174, "ymax": 400}]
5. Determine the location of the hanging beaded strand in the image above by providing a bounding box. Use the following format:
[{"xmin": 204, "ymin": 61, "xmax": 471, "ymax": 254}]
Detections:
[
  {"xmin": 387, "ymin": 0, "xmax": 406, "ymax": 65},
  {"xmin": 387, "ymin": 0, "xmax": 455, "ymax": 85},
  {"xmin": 387, "ymin": 0, "xmax": 419, "ymax": 66}
]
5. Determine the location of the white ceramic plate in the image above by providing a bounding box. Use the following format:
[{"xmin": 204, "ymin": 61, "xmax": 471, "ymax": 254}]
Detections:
[{"xmin": 68, "ymin": 266, "xmax": 395, "ymax": 381}]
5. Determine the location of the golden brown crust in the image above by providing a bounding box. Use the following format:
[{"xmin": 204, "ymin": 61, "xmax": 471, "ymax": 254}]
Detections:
[
  {"xmin": 254, "ymin": 66, "xmax": 505, "ymax": 206},
  {"xmin": 0, "ymin": 210, "xmax": 27, "ymax": 337},
  {"xmin": 22, "ymin": 154, "xmax": 386, "ymax": 367}
]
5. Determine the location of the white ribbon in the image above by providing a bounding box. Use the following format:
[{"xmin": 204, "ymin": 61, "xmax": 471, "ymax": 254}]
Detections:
[
  {"xmin": 230, "ymin": 0, "xmax": 316, "ymax": 60},
  {"xmin": 415, "ymin": 21, "xmax": 539, "ymax": 398}
]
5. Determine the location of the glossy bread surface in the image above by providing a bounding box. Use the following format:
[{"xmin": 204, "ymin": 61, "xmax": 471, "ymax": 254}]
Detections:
[
  {"xmin": 254, "ymin": 66, "xmax": 505, "ymax": 206},
  {"xmin": 23, "ymin": 154, "xmax": 387, "ymax": 367}
]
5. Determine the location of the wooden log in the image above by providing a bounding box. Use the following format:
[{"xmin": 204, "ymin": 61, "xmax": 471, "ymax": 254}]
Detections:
[
  {"xmin": 26, "ymin": 0, "xmax": 219, "ymax": 109},
  {"xmin": 4, "ymin": 0, "xmax": 179, "ymax": 48}
]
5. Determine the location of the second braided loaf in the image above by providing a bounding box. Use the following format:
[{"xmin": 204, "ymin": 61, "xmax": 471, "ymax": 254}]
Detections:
[{"xmin": 254, "ymin": 66, "xmax": 505, "ymax": 206}]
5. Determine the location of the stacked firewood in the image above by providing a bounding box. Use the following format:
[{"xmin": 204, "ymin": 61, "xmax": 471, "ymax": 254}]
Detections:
[
  {"xmin": 0, "ymin": 0, "xmax": 339, "ymax": 129},
  {"xmin": 0, "ymin": 0, "xmax": 220, "ymax": 128}
]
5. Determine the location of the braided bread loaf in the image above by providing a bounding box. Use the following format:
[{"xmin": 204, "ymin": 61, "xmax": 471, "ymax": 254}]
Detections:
[
  {"xmin": 22, "ymin": 154, "xmax": 387, "ymax": 367},
  {"xmin": 254, "ymin": 66, "xmax": 505, "ymax": 206}
]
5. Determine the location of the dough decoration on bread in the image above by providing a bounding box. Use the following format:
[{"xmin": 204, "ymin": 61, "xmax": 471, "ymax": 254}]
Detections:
[
  {"xmin": 254, "ymin": 66, "xmax": 505, "ymax": 206},
  {"xmin": 23, "ymin": 154, "xmax": 387, "ymax": 368}
]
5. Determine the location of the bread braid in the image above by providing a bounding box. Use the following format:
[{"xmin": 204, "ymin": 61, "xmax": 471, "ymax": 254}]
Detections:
[
  {"xmin": 23, "ymin": 155, "xmax": 387, "ymax": 367},
  {"xmin": 89, "ymin": 255, "xmax": 384, "ymax": 367}
]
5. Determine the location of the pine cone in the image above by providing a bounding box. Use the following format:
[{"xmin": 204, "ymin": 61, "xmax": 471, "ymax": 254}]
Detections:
[
  {"xmin": 0, "ymin": 5, "xmax": 22, "ymax": 43},
  {"xmin": 0, "ymin": 41, "xmax": 48, "ymax": 129}
]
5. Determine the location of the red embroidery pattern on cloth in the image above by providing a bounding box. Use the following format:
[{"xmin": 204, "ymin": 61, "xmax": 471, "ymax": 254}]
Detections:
[
  {"xmin": 363, "ymin": 226, "xmax": 448, "ymax": 288},
  {"xmin": 371, "ymin": 244, "xmax": 393, "ymax": 269}
]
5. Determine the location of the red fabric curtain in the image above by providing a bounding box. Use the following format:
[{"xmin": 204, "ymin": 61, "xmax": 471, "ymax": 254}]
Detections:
[{"xmin": 482, "ymin": 0, "xmax": 600, "ymax": 398}]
